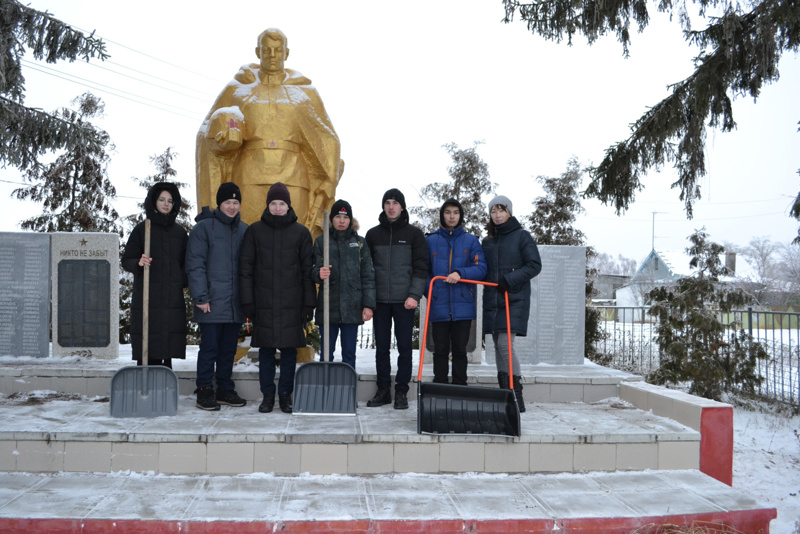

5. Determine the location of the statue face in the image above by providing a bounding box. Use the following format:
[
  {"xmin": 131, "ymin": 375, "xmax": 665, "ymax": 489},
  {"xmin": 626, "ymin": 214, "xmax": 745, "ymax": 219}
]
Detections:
[
  {"xmin": 257, "ymin": 36, "xmax": 288, "ymax": 74},
  {"xmin": 156, "ymin": 191, "xmax": 173, "ymax": 214}
]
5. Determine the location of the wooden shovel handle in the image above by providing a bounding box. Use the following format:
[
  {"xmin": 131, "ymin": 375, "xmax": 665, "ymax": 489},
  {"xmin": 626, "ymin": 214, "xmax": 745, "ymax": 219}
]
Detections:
[
  {"xmin": 142, "ymin": 219, "xmax": 151, "ymax": 367},
  {"xmin": 323, "ymin": 210, "xmax": 330, "ymax": 362}
]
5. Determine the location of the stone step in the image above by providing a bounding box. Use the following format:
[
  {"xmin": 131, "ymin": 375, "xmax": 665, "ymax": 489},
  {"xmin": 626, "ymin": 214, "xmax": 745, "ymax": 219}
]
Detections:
[{"xmin": 0, "ymin": 470, "xmax": 776, "ymax": 533}]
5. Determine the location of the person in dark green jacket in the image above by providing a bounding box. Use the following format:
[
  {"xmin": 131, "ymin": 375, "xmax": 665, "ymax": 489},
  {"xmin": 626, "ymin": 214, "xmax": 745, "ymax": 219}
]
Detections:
[{"xmin": 312, "ymin": 200, "xmax": 376, "ymax": 368}]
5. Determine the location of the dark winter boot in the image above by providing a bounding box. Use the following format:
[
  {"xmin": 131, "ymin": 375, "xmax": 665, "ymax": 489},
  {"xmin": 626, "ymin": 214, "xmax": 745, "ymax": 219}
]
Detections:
[
  {"xmin": 366, "ymin": 385, "xmax": 392, "ymax": 407},
  {"xmin": 497, "ymin": 372, "xmax": 510, "ymax": 390},
  {"xmin": 216, "ymin": 389, "xmax": 247, "ymax": 407},
  {"xmin": 393, "ymin": 390, "xmax": 408, "ymax": 410},
  {"xmin": 278, "ymin": 394, "xmax": 293, "ymax": 414},
  {"xmin": 196, "ymin": 387, "xmax": 220, "ymax": 411},
  {"xmin": 513, "ymin": 375, "xmax": 526, "ymax": 413},
  {"xmin": 258, "ymin": 394, "xmax": 275, "ymax": 413}
]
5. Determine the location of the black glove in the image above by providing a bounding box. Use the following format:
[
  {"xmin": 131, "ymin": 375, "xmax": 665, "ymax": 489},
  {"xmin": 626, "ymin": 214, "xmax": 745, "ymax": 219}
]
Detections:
[
  {"xmin": 242, "ymin": 305, "xmax": 256, "ymax": 318},
  {"xmin": 303, "ymin": 307, "xmax": 314, "ymax": 323},
  {"xmin": 497, "ymin": 277, "xmax": 511, "ymax": 293}
]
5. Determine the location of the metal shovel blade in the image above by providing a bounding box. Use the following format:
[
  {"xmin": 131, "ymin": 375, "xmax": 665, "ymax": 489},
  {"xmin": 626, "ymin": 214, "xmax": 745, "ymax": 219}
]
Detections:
[
  {"xmin": 417, "ymin": 383, "xmax": 520, "ymax": 437},
  {"xmin": 109, "ymin": 365, "xmax": 179, "ymax": 418},
  {"xmin": 293, "ymin": 362, "xmax": 358, "ymax": 415}
]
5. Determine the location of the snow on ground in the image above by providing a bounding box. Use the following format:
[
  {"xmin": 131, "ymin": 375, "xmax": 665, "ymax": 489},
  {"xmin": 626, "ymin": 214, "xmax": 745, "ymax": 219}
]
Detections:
[
  {"xmin": 1, "ymin": 347, "xmax": 799, "ymax": 532},
  {"xmin": 730, "ymin": 400, "xmax": 800, "ymax": 534}
]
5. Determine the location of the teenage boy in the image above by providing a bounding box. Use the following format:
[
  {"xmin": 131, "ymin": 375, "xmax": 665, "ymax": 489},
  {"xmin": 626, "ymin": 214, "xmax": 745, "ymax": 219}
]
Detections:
[
  {"xmin": 365, "ymin": 189, "xmax": 429, "ymax": 409},
  {"xmin": 313, "ymin": 200, "xmax": 376, "ymax": 368},
  {"xmin": 239, "ymin": 182, "xmax": 315, "ymax": 414},
  {"xmin": 186, "ymin": 182, "xmax": 248, "ymax": 411},
  {"xmin": 425, "ymin": 198, "xmax": 486, "ymax": 385}
]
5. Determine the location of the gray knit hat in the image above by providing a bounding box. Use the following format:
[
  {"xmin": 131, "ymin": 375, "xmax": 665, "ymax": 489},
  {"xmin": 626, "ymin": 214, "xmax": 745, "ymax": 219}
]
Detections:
[{"xmin": 488, "ymin": 195, "xmax": 512, "ymax": 216}]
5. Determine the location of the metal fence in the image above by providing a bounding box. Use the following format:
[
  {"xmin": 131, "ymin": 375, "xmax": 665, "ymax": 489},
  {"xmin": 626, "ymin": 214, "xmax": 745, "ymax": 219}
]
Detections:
[{"xmin": 592, "ymin": 306, "xmax": 800, "ymax": 407}]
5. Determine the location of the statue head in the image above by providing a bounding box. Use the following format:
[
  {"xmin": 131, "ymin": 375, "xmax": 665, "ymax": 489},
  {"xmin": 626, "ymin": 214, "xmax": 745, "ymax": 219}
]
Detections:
[{"xmin": 256, "ymin": 28, "xmax": 289, "ymax": 74}]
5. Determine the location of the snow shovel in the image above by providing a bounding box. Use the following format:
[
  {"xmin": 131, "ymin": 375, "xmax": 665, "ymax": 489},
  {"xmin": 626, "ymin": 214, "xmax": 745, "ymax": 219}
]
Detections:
[
  {"xmin": 293, "ymin": 211, "xmax": 358, "ymax": 415},
  {"xmin": 110, "ymin": 219, "xmax": 179, "ymax": 418},
  {"xmin": 417, "ymin": 277, "xmax": 520, "ymax": 437}
]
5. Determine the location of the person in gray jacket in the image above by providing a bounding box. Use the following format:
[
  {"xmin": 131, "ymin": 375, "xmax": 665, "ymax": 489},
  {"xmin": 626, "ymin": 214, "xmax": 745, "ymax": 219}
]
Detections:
[
  {"xmin": 312, "ymin": 200, "xmax": 376, "ymax": 368},
  {"xmin": 186, "ymin": 183, "xmax": 248, "ymax": 411},
  {"xmin": 364, "ymin": 189, "xmax": 429, "ymax": 409}
]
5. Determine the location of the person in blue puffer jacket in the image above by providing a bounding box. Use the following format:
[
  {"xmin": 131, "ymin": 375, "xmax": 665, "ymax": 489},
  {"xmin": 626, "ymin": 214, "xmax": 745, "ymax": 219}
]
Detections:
[
  {"xmin": 186, "ymin": 182, "xmax": 248, "ymax": 411},
  {"xmin": 425, "ymin": 199, "xmax": 487, "ymax": 385}
]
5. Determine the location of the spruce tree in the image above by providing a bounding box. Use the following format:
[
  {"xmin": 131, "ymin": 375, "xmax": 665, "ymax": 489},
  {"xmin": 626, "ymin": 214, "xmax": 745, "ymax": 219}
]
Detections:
[
  {"xmin": 647, "ymin": 229, "xmax": 768, "ymax": 400},
  {"xmin": 12, "ymin": 92, "xmax": 119, "ymax": 234},
  {"xmin": 501, "ymin": 0, "xmax": 800, "ymax": 221},
  {"xmin": 410, "ymin": 141, "xmax": 496, "ymax": 236},
  {"xmin": 0, "ymin": 0, "xmax": 108, "ymax": 170},
  {"xmin": 525, "ymin": 157, "xmax": 605, "ymax": 361}
]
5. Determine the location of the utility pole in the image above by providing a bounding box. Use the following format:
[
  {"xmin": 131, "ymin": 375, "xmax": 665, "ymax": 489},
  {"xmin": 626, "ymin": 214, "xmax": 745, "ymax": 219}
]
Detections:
[{"xmin": 652, "ymin": 212, "xmax": 665, "ymax": 250}]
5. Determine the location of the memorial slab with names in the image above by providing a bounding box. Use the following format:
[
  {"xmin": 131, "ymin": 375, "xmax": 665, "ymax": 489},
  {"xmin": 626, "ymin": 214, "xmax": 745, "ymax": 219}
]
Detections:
[
  {"xmin": 51, "ymin": 233, "xmax": 119, "ymax": 359},
  {"xmin": 0, "ymin": 232, "xmax": 51, "ymax": 358},
  {"xmin": 485, "ymin": 245, "xmax": 586, "ymax": 366}
]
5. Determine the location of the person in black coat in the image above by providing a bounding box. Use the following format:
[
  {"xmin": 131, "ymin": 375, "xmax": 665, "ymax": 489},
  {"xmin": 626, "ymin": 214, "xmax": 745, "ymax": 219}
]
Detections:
[
  {"xmin": 239, "ymin": 182, "xmax": 315, "ymax": 414},
  {"xmin": 482, "ymin": 195, "xmax": 542, "ymax": 412},
  {"xmin": 364, "ymin": 188, "xmax": 429, "ymax": 410},
  {"xmin": 122, "ymin": 182, "xmax": 188, "ymax": 368}
]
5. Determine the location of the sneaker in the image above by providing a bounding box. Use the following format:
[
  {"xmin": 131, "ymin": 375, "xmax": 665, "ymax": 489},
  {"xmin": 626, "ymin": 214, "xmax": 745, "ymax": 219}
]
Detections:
[
  {"xmin": 196, "ymin": 387, "xmax": 220, "ymax": 411},
  {"xmin": 393, "ymin": 390, "xmax": 408, "ymax": 410},
  {"xmin": 258, "ymin": 394, "xmax": 275, "ymax": 413},
  {"xmin": 278, "ymin": 394, "xmax": 293, "ymax": 414},
  {"xmin": 216, "ymin": 389, "xmax": 247, "ymax": 407},
  {"xmin": 366, "ymin": 385, "xmax": 391, "ymax": 407}
]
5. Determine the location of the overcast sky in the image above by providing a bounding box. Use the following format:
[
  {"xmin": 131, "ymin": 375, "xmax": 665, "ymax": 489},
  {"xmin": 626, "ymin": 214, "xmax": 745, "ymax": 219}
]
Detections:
[{"xmin": 2, "ymin": 0, "xmax": 798, "ymax": 265}]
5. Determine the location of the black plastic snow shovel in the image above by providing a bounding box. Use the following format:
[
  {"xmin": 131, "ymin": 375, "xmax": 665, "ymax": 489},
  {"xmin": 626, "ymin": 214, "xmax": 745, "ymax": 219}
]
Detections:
[
  {"xmin": 293, "ymin": 211, "xmax": 358, "ymax": 415},
  {"xmin": 110, "ymin": 220, "xmax": 179, "ymax": 418},
  {"xmin": 417, "ymin": 277, "xmax": 520, "ymax": 437}
]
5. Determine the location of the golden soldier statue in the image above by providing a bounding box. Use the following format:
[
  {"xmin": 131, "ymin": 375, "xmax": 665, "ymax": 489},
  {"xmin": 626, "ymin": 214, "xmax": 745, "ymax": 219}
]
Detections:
[{"xmin": 196, "ymin": 28, "xmax": 343, "ymax": 239}]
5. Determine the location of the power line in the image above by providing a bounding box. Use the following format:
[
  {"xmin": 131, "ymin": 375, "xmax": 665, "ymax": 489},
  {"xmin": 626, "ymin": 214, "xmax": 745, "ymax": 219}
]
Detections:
[{"xmin": 21, "ymin": 61, "xmax": 199, "ymax": 121}]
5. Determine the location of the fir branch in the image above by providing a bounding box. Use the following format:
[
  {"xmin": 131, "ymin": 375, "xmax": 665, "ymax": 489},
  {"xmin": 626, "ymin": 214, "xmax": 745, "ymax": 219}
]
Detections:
[
  {"xmin": 0, "ymin": 96, "xmax": 101, "ymax": 171},
  {"xmin": 584, "ymin": 0, "xmax": 800, "ymax": 217}
]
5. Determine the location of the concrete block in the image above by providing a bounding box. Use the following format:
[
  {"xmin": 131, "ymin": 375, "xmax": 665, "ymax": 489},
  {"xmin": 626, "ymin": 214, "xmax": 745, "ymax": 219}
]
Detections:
[
  {"xmin": 647, "ymin": 391, "xmax": 673, "ymax": 419},
  {"xmin": 111, "ymin": 442, "xmax": 159, "ymax": 473},
  {"xmin": 347, "ymin": 443, "xmax": 393, "ymax": 474},
  {"xmin": 526, "ymin": 383, "xmax": 551, "ymax": 403},
  {"xmin": 253, "ymin": 443, "xmax": 301, "ymax": 474},
  {"xmin": 659, "ymin": 441, "xmax": 700, "ymax": 470},
  {"xmin": 616, "ymin": 443, "xmax": 658, "ymax": 471},
  {"xmin": 485, "ymin": 443, "xmax": 529, "ymax": 473},
  {"xmin": 440, "ymin": 443, "xmax": 484, "ymax": 473},
  {"xmin": 574, "ymin": 443, "xmax": 616, "ymax": 471},
  {"xmin": 64, "ymin": 441, "xmax": 111, "ymax": 472},
  {"xmin": 583, "ymin": 384, "xmax": 619, "ymax": 403},
  {"xmin": 87, "ymin": 377, "xmax": 111, "ymax": 398},
  {"xmin": 301, "ymin": 444, "xmax": 347, "ymax": 474},
  {"xmin": 394, "ymin": 443, "xmax": 439, "ymax": 473},
  {"xmin": 0, "ymin": 441, "xmax": 16, "ymax": 471},
  {"xmin": 15, "ymin": 440, "xmax": 64, "ymax": 472},
  {"xmin": 159, "ymin": 443, "xmax": 206, "ymax": 474},
  {"xmin": 51, "ymin": 377, "xmax": 88, "ymax": 396},
  {"xmin": 529, "ymin": 443, "xmax": 573, "ymax": 473},
  {"xmin": 619, "ymin": 383, "xmax": 648, "ymax": 410},
  {"xmin": 13, "ymin": 377, "xmax": 52, "ymax": 393},
  {"xmin": 207, "ymin": 443, "xmax": 255, "ymax": 474},
  {"xmin": 671, "ymin": 399, "xmax": 702, "ymax": 431},
  {"xmin": 550, "ymin": 384, "xmax": 584, "ymax": 403}
]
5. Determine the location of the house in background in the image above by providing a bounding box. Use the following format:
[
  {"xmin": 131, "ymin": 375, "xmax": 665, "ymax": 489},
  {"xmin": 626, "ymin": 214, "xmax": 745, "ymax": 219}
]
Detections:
[{"xmin": 614, "ymin": 249, "xmax": 739, "ymax": 321}]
